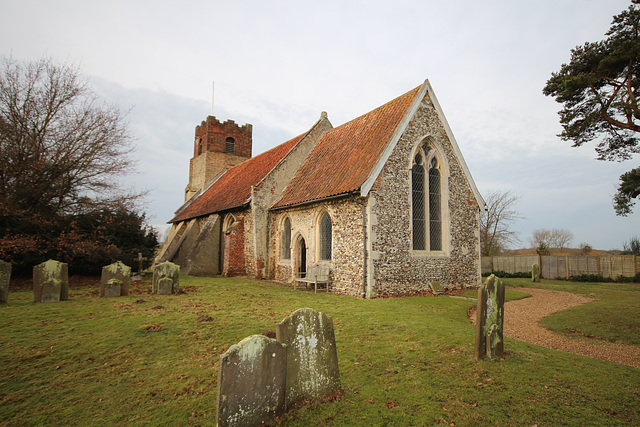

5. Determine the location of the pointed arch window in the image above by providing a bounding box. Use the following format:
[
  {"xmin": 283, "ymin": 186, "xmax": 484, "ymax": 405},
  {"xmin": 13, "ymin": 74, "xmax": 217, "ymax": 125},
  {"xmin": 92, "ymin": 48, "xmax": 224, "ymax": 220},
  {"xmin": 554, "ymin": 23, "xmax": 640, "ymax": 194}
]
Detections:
[
  {"xmin": 281, "ymin": 218, "xmax": 291, "ymax": 260},
  {"xmin": 412, "ymin": 146, "xmax": 444, "ymax": 252},
  {"xmin": 319, "ymin": 212, "xmax": 332, "ymax": 261}
]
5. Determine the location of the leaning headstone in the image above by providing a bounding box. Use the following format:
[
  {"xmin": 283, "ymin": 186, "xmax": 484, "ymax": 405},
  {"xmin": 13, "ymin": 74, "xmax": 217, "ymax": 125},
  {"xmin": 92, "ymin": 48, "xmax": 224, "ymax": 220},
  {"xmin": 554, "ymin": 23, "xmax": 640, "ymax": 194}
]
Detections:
[
  {"xmin": 216, "ymin": 335, "xmax": 286, "ymax": 427},
  {"xmin": 531, "ymin": 263, "xmax": 541, "ymax": 282},
  {"xmin": 276, "ymin": 308, "xmax": 341, "ymax": 410},
  {"xmin": 0, "ymin": 260, "xmax": 11, "ymax": 303},
  {"xmin": 474, "ymin": 274, "xmax": 505, "ymax": 360},
  {"xmin": 152, "ymin": 261, "xmax": 179, "ymax": 295},
  {"xmin": 100, "ymin": 261, "xmax": 131, "ymax": 297},
  {"xmin": 33, "ymin": 259, "xmax": 69, "ymax": 303}
]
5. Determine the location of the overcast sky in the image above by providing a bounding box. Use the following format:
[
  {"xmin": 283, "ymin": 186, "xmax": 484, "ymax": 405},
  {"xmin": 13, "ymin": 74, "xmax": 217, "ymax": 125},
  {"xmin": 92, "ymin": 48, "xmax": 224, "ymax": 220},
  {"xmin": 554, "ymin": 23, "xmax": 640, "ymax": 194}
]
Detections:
[{"xmin": 2, "ymin": 0, "xmax": 638, "ymax": 250}]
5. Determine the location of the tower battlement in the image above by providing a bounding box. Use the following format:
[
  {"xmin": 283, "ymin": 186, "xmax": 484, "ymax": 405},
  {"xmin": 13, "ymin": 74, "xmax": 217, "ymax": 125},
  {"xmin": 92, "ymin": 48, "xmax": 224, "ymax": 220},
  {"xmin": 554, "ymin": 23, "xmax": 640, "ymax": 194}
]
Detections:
[
  {"xmin": 186, "ymin": 115, "xmax": 253, "ymax": 201},
  {"xmin": 193, "ymin": 116, "xmax": 252, "ymax": 158}
]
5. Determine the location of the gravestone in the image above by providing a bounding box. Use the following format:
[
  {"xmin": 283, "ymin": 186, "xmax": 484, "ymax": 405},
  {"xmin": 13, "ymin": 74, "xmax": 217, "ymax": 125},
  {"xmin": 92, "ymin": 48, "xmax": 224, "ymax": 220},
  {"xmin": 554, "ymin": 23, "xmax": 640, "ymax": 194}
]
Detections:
[
  {"xmin": 216, "ymin": 335, "xmax": 286, "ymax": 427},
  {"xmin": 100, "ymin": 261, "xmax": 131, "ymax": 297},
  {"xmin": 474, "ymin": 274, "xmax": 505, "ymax": 360},
  {"xmin": 531, "ymin": 263, "xmax": 541, "ymax": 282},
  {"xmin": 429, "ymin": 281, "xmax": 445, "ymax": 294},
  {"xmin": 33, "ymin": 259, "xmax": 69, "ymax": 303},
  {"xmin": 0, "ymin": 259, "xmax": 11, "ymax": 303},
  {"xmin": 135, "ymin": 252, "xmax": 147, "ymax": 275},
  {"xmin": 276, "ymin": 308, "xmax": 341, "ymax": 410},
  {"xmin": 152, "ymin": 261, "xmax": 179, "ymax": 295}
]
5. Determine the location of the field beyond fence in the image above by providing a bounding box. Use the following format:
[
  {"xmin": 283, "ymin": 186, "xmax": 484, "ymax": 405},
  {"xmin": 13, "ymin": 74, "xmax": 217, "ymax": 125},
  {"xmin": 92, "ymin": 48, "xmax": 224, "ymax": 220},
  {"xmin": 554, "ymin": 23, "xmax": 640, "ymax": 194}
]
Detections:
[{"xmin": 482, "ymin": 254, "xmax": 639, "ymax": 279}]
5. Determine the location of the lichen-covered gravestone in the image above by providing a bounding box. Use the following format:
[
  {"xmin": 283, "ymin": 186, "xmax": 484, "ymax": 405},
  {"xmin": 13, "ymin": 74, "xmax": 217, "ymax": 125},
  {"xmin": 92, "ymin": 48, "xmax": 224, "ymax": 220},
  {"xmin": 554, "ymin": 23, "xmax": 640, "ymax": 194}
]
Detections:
[
  {"xmin": 152, "ymin": 261, "xmax": 179, "ymax": 295},
  {"xmin": 100, "ymin": 261, "xmax": 131, "ymax": 297},
  {"xmin": 216, "ymin": 335, "xmax": 286, "ymax": 427},
  {"xmin": 474, "ymin": 274, "xmax": 505, "ymax": 360},
  {"xmin": 0, "ymin": 259, "xmax": 11, "ymax": 303},
  {"xmin": 532, "ymin": 263, "xmax": 541, "ymax": 282},
  {"xmin": 276, "ymin": 308, "xmax": 341, "ymax": 410},
  {"xmin": 429, "ymin": 281, "xmax": 445, "ymax": 295},
  {"xmin": 33, "ymin": 259, "xmax": 69, "ymax": 303}
]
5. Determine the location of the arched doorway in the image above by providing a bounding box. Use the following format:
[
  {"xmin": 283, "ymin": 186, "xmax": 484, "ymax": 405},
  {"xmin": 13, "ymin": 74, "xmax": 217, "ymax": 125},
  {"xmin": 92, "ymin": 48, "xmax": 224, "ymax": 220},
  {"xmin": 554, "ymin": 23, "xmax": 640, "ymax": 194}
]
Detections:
[{"xmin": 295, "ymin": 236, "xmax": 307, "ymax": 278}]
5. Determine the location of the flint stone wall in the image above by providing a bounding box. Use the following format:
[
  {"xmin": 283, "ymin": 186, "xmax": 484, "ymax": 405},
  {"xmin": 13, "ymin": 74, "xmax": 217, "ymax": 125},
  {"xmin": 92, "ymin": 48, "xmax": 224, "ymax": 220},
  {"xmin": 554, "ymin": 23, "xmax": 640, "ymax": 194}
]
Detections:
[
  {"xmin": 100, "ymin": 261, "xmax": 131, "ymax": 297},
  {"xmin": 0, "ymin": 260, "xmax": 11, "ymax": 303},
  {"xmin": 216, "ymin": 335, "xmax": 286, "ymax": 427},
  {"xmin": 276, "ymin": 308, "xmax": 341, "ymax": 409},
  {"xmin": 369, "ymin": 93, "xmax": 481, "ymax": 296},
  {"xmin": 33, "ymin": 260, "xmax": 69, "ymax": 303},
  {"xmin": 269, "ymin": 198, "xmax": 364, "ymax": 297},
  {"xmin": 268, "ymin": 93, "xmax": 480, "ymax": 297}
]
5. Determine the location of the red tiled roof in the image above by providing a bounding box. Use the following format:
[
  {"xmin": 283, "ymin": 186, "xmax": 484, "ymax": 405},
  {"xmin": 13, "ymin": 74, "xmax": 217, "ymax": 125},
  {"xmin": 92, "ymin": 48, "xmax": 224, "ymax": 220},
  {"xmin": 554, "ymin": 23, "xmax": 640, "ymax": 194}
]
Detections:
[
  {"xmin": 170, "ymin": 133, "xmax": 306, "ymax": 222},
  {"xmin": 272, "ymin": 85, "xmax": 421, "ymax": 209}
]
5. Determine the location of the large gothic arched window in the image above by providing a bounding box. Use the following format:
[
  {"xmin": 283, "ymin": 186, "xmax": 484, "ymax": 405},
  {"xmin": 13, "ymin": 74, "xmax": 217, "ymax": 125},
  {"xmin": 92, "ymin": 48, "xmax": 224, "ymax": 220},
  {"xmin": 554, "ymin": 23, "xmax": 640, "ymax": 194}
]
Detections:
[{"xmin": 412, "ymin": 145, "xmax": 444, "ymax": 251}]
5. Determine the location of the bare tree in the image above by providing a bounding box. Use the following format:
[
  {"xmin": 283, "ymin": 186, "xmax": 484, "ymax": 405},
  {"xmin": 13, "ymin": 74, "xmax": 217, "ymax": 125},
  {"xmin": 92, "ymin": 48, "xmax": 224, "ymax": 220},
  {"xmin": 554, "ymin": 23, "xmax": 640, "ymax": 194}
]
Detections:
[
  {"xmin": 0, "ymin": 57, "xmax": 140, "ymax": 216},
  {"xmin": 529, "ymin": 229, "xmax": 552, "ymax": 255},
  {"xmin": 549, "ymin": 228, "xmax": 574, "ymax": 249},
  {"xmin": 529, "ymin": 228, "xmax": 574, "ymax": 253},
  {"xmin": 480, "ymin": 190, "xmax": 524, "ymax": 256}
]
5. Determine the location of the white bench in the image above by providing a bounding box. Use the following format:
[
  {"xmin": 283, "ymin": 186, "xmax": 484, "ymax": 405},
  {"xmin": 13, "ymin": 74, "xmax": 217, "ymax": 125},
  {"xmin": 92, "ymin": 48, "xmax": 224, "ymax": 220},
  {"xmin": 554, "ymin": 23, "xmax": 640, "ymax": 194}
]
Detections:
[{"xmin": 294, "ymin": 264, "xmax": 331, "ymax": 293}]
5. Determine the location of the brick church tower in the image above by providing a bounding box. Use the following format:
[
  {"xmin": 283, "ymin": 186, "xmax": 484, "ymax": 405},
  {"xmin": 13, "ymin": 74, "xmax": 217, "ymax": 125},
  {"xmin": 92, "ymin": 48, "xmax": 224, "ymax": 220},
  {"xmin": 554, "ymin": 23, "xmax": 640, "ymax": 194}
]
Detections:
[{"xmin": 185, "ymin": 116, "xmax": 252, "ymax": 201}]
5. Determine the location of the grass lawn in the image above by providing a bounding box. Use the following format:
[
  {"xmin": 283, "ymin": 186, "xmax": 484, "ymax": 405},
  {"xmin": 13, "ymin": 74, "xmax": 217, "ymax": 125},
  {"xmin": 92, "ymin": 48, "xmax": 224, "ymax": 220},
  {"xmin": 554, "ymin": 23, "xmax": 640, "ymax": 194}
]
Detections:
[
  {"xmin": 503, "ymin": 278, "xmax": 640, "ymax": 346},
  {"xmin": 1, "ymin": 276, "xmax": 638, "ymax": 426}
]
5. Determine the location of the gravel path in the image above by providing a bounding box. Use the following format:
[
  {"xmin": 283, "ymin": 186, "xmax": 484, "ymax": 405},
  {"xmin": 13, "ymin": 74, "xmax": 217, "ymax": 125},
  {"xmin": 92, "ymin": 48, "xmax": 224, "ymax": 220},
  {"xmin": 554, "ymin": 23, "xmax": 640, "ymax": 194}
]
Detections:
[{"xmin": 502, "ymin": 288, "xmax": 640, "ymax": 369}]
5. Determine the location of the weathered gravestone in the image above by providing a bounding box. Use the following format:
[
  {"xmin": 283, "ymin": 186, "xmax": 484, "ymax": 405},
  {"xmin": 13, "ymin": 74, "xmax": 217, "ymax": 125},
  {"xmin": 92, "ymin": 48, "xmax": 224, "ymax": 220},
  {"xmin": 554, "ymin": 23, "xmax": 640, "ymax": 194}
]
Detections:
[
  {"xmin": 0, "ymin": 259, "xmax": 11, "ymax": 303},
  {"xmin": 216, "ymin": 335, "xmax": 286, "ymax": 427},
  {"xmin": 100, "ymin": 261, "xmax": 131, "ymax": 297},
  {"xmin": 276, "ymin": 307, "xmax": 341, "ymax": 410},
  {"xmin": 152, "ymin": 261, "xmax": 179, "ymax": 295},
  {"xmin": 429, "ymin": 281, "xmax": 445, "ymax": 295},
  {"xmin": 474, "ymin": 274, "xmax": 505, "ymax": 360},
  {"xmin": 33, "ymin": 259, "xmax": 69, "ymax": 303},
  {"xmin": 532, "ymin": 263, "xmax": 541, "ymax": 282}
]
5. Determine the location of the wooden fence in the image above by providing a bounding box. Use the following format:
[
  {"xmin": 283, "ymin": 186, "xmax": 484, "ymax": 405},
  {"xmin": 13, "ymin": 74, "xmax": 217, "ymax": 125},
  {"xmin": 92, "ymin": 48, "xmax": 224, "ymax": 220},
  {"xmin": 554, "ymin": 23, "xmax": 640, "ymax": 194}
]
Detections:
[{"xmin": 482, "ymin": 255, "xmax": 639, "ymax": 279}]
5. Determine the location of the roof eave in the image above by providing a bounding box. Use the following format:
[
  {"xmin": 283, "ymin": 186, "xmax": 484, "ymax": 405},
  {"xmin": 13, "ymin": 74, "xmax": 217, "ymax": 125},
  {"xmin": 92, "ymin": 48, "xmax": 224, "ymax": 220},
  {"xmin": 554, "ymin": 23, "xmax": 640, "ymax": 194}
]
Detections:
[
  {"xmin": 360, "ymin": 80, "xmax": 429, "ymax": 197},
  {"xmin": 270, "ymin": 191, "xmax": 353, "ymax": 212},
  {"xmin": 169, "ymin": 199, "xmax": 252, "ymax": 224}
]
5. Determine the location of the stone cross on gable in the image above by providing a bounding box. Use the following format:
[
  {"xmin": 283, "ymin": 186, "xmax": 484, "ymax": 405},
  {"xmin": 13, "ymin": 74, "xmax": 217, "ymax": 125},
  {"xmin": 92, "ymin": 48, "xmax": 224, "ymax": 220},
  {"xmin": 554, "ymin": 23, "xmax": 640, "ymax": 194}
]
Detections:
[{"xmin": 136, "ymin": 252, "xmax": 147, "ymax": 274}]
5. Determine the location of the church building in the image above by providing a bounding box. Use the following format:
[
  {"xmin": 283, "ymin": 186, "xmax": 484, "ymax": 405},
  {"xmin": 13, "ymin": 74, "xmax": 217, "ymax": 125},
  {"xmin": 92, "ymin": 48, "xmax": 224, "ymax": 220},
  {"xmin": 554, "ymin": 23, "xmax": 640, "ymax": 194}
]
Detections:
[{"xmin": 156, "ymin": 80, "xmax": 485, "ymax": 297}]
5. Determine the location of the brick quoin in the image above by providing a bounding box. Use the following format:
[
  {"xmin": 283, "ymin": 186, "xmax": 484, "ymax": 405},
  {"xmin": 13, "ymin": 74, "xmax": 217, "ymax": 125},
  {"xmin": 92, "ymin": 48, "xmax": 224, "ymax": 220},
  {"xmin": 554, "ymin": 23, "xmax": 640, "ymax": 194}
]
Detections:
[
  {"xmin": 224, "ymin": 219, "xmax": 246, "ymax": 277},
  {"xmin": 254, "ymin": 258, "xmax": 265, "ymax": 279}
]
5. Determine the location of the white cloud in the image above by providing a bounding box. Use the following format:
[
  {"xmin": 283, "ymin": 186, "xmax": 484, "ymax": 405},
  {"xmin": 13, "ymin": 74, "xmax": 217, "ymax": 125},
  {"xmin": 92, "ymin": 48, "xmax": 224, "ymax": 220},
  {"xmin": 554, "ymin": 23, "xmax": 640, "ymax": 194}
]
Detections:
[{"xmin": 1, "ymin": 0, "xmax": 638, "ymax": 249}]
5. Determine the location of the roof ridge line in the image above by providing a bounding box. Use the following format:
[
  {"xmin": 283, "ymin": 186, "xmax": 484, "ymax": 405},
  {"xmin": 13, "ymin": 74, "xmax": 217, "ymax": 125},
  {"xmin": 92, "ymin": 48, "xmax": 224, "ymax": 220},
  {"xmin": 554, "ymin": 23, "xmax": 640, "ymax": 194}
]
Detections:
[{"xmin": 254, "ymin": 112, "xmax": 332, "ymax": 196}]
